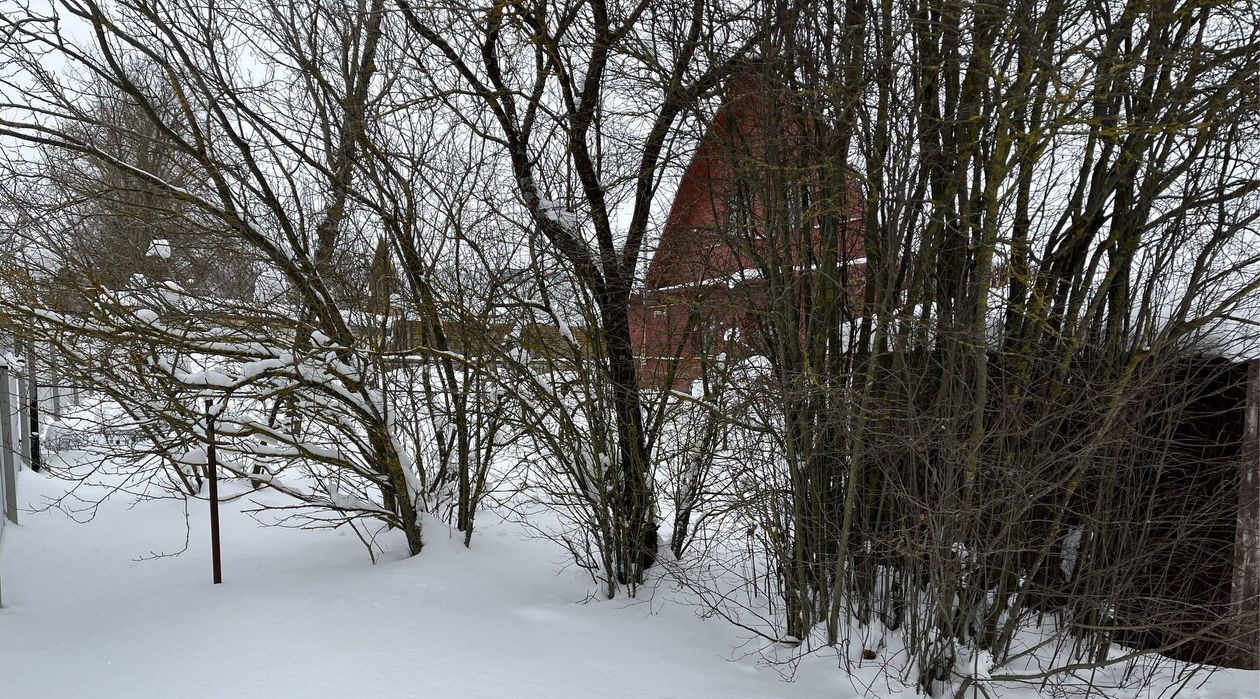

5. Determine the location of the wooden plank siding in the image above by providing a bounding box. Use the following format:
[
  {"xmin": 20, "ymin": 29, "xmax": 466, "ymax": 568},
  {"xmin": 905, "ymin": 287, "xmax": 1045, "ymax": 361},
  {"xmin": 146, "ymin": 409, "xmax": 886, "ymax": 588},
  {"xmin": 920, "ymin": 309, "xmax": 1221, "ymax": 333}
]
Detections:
[{"xmin": 1233, "ymin": 358, "xmax": 1260, "ymax": 668}]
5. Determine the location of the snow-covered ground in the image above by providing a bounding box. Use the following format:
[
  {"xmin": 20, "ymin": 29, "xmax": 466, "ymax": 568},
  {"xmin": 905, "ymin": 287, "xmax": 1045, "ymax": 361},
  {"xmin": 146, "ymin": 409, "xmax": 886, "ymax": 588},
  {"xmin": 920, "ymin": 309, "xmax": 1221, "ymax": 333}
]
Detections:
[
  {"xmin": 0, "ymin": 463, "xmax": 838, "ymax": 698},
  {"xmin": 1, "ymin": 462, "xmax": 1257, "ymax": 698}
]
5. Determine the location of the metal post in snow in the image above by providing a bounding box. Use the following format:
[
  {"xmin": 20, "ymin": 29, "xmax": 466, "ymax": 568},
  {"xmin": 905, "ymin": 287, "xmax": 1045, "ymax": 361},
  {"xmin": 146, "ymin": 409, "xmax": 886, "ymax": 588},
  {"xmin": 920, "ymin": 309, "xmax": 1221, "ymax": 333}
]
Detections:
[{"xmin": 205, "ymin": 399, "xmax": 222, "ymax": 585}]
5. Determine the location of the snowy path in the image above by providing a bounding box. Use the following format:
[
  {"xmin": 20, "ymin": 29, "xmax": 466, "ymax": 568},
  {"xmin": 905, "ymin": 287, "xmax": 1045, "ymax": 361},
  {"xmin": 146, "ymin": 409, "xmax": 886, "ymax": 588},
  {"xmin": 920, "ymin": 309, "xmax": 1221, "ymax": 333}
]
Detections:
[{"xmin": 0, "ymin": 467, "xmax": 844, "ymax": 698}]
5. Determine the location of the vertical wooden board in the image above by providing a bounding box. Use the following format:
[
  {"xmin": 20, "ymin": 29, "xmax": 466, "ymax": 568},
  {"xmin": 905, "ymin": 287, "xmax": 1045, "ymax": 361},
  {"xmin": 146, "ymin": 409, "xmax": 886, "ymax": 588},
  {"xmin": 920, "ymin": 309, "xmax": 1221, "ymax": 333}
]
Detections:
[
  {"xmin": 0, "ymin": 366, "xmax": 9, "ymax": 608},
  {"xmin": 50, "ymin": 347, "xmax": 62, "ymax": 419},
  {"xmin": 25, "ymin": 343, "xmax": 38, "ymax": 472},
  {"xmin": 1232, "ymin": 358, "xmax": 1260, "ymax": 669},
  {"xmin": 16, "ymin": 361, "xmax": 29, "ymax": 467},
  {"xmin": 0, "ymin": 369, "xmax": 7, "ymax": 533},
  {"xmin": 1, "ymin": 364, "xmax": 16, "ymax": 525}
]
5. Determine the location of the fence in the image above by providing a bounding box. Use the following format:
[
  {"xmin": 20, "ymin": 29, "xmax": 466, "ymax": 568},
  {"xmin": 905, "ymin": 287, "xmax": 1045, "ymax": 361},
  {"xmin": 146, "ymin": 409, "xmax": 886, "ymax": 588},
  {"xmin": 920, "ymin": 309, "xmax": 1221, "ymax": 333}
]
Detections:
[
  {"xmin": 0, "ymin": 351, "xmax": 24, "ymax": 607},
  {"xmin": 0, "ymin": 339, "xmax": 82, "ymax": 607}
]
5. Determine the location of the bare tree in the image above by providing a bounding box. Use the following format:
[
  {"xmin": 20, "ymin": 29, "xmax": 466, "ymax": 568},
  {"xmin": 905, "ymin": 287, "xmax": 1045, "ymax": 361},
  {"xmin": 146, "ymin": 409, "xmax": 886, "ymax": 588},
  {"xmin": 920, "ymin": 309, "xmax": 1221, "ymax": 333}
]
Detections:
[
  {"xmin": 392, "ymin": 0, "xmax": 770, "ymax": 592},
  {"xmin": 0, "ymin": 0, "xmax": 432, "ymax": 553}
]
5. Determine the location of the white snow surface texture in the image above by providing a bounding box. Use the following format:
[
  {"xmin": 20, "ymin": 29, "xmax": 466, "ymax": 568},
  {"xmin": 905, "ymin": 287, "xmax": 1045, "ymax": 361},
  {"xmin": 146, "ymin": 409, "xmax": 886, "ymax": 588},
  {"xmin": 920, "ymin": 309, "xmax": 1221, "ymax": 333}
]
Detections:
[{"xmin": 0, "ymin": 466, "xmax": 1257, "ymax": 698}]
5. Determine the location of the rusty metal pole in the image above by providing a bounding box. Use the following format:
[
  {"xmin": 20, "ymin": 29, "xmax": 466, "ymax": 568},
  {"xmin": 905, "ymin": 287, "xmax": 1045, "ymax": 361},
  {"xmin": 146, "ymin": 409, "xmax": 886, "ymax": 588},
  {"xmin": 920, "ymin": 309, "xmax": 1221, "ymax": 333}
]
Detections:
[{"xmin": 205, "ymin": 399, "xmax": 222, "ymax": 585}]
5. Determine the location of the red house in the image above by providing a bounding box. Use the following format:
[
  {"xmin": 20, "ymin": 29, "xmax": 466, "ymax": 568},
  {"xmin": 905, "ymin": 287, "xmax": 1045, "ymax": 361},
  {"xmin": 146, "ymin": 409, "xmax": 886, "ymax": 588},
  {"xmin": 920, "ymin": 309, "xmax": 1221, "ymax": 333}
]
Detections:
[{"xmin": 630, "ymin": 79, "xmax": 867, "ymax": 390}]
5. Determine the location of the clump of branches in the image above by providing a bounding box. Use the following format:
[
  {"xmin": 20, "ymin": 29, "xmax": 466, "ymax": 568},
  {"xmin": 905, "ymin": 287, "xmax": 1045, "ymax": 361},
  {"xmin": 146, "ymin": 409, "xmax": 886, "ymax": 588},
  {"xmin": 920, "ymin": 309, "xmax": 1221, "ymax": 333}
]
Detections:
[
  {"xmin": 655, "ymin": 0, "xmax": 1259, "ymax": 693},
  {"xmin": 0, "ymin": 0, "xmax": 510, "ymax": 557}
]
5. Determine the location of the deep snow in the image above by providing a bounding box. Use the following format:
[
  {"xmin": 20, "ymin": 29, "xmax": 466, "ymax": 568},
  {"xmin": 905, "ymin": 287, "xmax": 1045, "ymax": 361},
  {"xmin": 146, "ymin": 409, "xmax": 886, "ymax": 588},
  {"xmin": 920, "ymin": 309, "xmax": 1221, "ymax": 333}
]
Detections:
[
  {"xmin": 1, "ymin": 463, "xmax": 1257, "ymax": 698},
  {"xmin": 0, "ymin": 464, "xmax": 841, "ymax": 698}
]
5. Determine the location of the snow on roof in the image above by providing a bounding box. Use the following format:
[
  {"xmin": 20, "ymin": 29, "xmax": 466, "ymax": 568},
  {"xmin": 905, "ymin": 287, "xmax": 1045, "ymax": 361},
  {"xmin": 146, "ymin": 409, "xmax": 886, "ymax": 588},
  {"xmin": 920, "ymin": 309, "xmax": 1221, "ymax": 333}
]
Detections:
[
  {"xmin": 647, "ymin": 258, "xmax": 868, "ymax": 294},
  {"xmin": 1191, "ymin": 302, "xmax": 1260, "ymax": 361},
  {"xmin": 147, "ymin": 239, "xmax": 172, "ymax": 259}
]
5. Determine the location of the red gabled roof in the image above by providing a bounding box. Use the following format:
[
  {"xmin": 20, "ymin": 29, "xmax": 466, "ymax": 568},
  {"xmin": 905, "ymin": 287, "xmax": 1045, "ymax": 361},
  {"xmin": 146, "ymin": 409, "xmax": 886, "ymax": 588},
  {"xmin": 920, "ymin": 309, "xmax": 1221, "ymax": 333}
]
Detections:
[
  {"xmin": 645, "ymin": 86, "xmax": 754, "ymax": 290},
  {"xmin": 643, "ymin": 78, "xmax": 865, "ymax": 293}
]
